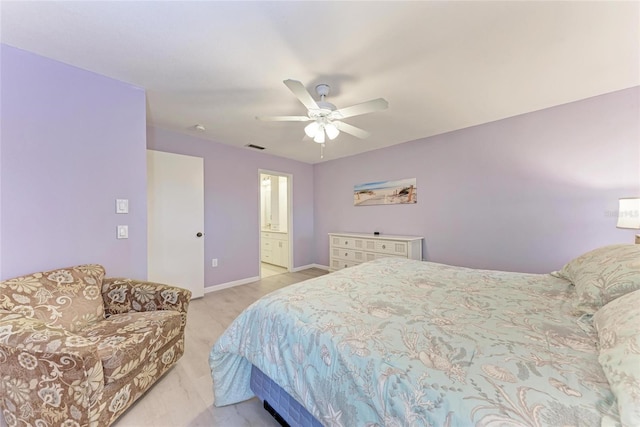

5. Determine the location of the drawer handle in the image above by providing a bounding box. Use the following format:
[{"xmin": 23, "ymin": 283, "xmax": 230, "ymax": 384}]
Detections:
[
  {"xmin": 345, "ymin": 241, "xmax": 348, "ymax": 245},
  {"xmin": 344, "ymin": 264, "xmax": 348, "ymax": 268},
  {"xmin": 345, "ymin": 252, "xmax": 348, "ymax": 256},
  {"xmin": 382, "ymin": 244, "xmax": 386, "ymax": 249}
]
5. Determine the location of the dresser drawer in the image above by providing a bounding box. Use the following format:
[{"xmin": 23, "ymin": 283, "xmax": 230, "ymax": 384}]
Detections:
[
  {"xmin": 374, "ymin": 240, "xmax": 407, "ymax": 256},
  {"xmin": 330, "ymin": 258, "xmax": 360, "ymax": 270},
  {"xmin": 332, "ymin": 248, "xmax": 368, "ymax": 262},
  {"xmin": 331, "ymin": 236, "xmax": 355, "ymax": 249},
  {"xmin": 332, "ymin": 236, "xmax": 376, "ymax": 251}
]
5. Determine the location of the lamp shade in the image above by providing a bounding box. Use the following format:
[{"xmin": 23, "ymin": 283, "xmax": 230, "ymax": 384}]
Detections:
[
  {"xmin": 313, "ymin": 128, "xmax": 325, "ymax": 144},
  {"xmin": 617, "ymin": 197, "xmax": 640, "ymax": 229},
  {"xmin": 304, "ymin": 121, "xmax": 320, "ymax": 138},
  {"xmin": 325, "ymin": 122, "xmax": 340, "ymax": 140}
]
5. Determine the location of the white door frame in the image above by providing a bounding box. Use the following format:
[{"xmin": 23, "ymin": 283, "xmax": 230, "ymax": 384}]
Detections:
[{"xmin": 258, "ymin": 169, "xmax": 293, "ymax": 276}]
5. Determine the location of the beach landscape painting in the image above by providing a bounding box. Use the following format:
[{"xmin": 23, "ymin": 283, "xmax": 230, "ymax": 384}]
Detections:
[{"xmin": 354, "ymin": 178, "xmax": 417, "ymax": 206}]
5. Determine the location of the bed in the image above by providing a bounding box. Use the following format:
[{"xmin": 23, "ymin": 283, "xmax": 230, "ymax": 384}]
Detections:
[{"xmin": 210, "ymin": 244, "xmax": 640, "ymax": 426}]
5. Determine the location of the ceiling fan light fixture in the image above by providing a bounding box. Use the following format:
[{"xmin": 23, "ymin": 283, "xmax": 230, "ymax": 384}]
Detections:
[
  {"xmin": 304, "ymin": 121, "xmax": 320, "ymax": 138},
  {"xmin": 313, "ymin": 128, "xmax": 325, "ymax": 144},
  {"xmin": 259, "ymin": 79, "xmax": 388, "ymax": 156},
  {"xmin": 325, "ymin": 122, "xmax": 340, "ymax": 140}
]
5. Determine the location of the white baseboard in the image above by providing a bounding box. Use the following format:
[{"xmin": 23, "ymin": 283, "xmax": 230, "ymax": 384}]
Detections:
[
  {"xmin": 204, "ymin": 276, "xmax": 260, "ymax": 294},
  {"xmin": 203, "ymin": 264, "xmax": 330, "ymax": 294},
  {"xmin": 291, "ymin": 263, "xmax": 330, "ymax": 272}
]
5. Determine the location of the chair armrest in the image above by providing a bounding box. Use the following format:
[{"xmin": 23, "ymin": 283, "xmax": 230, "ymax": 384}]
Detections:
[
  {"xmin": 101, "ymin": 278, "xmax": 192, "ymax": 328},
  {"xmin": 0, "ymin": 310, "xmax": 105, "ymax": 426}
]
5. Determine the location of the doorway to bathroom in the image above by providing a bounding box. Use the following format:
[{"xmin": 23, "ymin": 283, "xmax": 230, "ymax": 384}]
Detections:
[{"xmin": 259, "ymin": 170, "xmax": 292, "ymax": 278}]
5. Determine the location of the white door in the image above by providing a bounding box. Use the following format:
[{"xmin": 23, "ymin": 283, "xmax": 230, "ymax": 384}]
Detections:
[{"xmin": 147, "ymin": 150, "xmax": 204, "ymax": 298}]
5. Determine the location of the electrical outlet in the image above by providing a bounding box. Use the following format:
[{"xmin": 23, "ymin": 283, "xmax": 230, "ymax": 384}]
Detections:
[{"xmin": 211, "ymin": 259, "xmax": 218, "ymax": 267}]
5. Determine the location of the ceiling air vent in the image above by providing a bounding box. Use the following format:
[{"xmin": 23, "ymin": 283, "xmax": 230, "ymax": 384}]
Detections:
[{"xmin": 245, "ymin": 144, "xmax": 265, "ymax": 150}]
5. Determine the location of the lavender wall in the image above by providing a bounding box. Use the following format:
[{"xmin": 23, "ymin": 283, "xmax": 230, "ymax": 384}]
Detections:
[
  {"xmin": 314, "ymin": 87, "xmax": 640, "ymax": 273},
  {"xmin": 2, "ymin": 43, "xmax": 635, "ymax": 283},
  {"xmin": 0, "ymin": 45, "xmax": 148, "ymax": 279},
  {"xmin": 147, "ymin": 127, "xmax": 315, "ymax": 289},
  {"xmin": 0, "ymin": 51, "xmax": 3, "ymax": 280}
]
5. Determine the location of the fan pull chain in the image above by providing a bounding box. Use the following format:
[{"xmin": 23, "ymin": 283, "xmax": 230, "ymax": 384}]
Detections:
[{"xmin": 320, "ymin": 143, "xmax": 325, "ymax": 159}]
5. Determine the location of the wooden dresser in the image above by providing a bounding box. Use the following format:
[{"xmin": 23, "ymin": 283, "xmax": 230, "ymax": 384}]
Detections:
[{"xmin": 329, "ymin": 232, "xmax": 423, "ymax": 271}]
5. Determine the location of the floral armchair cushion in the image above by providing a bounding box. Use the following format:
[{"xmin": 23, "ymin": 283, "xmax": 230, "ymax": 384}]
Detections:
[
  {"xmin": 0, "ymin": 264, "xmax": 105, "ymax": 332},
  {"xmin": 594, "ymin": 288, "xmax": 640, "ymax": 426},
  {"xmin": 556, "ymin": 244, "xmax": 640, "ymax": 314}
]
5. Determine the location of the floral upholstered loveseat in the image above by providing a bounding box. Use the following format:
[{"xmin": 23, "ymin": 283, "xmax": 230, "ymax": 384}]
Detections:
[{"xmin": 0, "ymin": 264, "xmax": 192, "ymax": 426}]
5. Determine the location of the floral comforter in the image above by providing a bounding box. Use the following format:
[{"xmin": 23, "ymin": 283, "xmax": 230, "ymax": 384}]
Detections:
[{"xmin": 209, "ymin": 258, "xmax": 618, "ymax": 426}]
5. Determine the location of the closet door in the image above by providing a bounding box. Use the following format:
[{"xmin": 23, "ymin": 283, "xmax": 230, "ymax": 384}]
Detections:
[{"xmin": 147, "ymin": 150, "xmax": 204, "ymax": 298}]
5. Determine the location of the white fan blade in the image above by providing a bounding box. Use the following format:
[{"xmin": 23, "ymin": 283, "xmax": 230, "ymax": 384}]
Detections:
[
  {"xmin": 333, "ymin": 98, "xmax": 388, "ymax": 119},
  {"xmin": 256, "ymin": 115, "xmax": 311, "ymax": 122},
  {"xmin": 334, "ymin": 121, "xmax": 371, "ymax": 139},
  {"xmin": 283, "ymin": 79, "xmax": 319, "ymax": 110}
]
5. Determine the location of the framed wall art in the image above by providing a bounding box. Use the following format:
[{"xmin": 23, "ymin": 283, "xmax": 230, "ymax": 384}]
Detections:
[{"xmin": 354, "ymin": 178, "xmax": 417, "ymax": 206}]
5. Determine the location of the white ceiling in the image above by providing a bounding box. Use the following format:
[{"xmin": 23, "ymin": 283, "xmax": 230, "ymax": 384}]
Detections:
[{"xmin": 1, "ymin": 1, "xmax": 638, "ymax": 164}]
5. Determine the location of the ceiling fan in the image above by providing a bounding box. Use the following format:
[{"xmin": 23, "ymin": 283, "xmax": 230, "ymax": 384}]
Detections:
[{"xmin": 257, "ymin": 79, "xmax": 388, "ymax": 144}]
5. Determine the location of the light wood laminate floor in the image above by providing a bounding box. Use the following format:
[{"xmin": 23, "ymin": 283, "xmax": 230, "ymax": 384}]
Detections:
[
  {"xmin": 113, "ymin": 267, "xmax": 328, "ymax": 427},
  {"xmin": 261, "ymin": 262, "xmax": 288, "ymax": 278}
]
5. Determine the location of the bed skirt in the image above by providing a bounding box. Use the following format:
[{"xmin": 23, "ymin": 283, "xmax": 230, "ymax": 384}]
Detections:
[{"xmin": 249, "ymin": 365, "xmax": 322, "ymax": 427}]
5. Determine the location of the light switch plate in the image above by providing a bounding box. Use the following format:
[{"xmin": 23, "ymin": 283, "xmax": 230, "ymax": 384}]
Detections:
[
  {"xmin": 116, "ymin": 199, "xmax": 129, "ymax": 214},
  {"xmin": 117, "ymin": 225, "xmax": 129, "ymax": 239}
]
